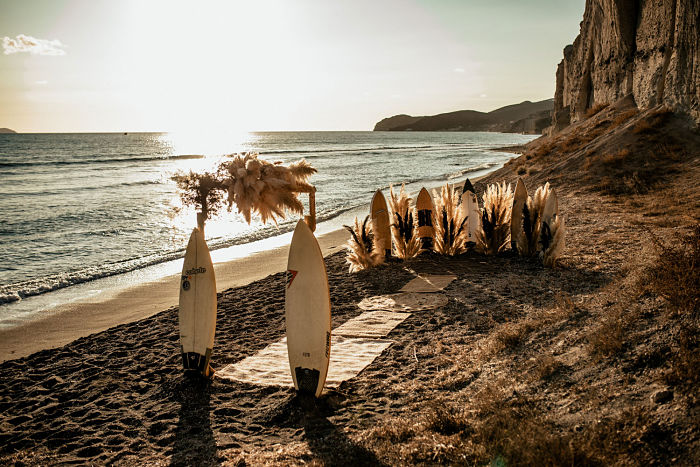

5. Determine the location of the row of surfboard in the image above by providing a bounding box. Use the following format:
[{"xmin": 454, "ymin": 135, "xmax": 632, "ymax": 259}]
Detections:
[
  {"xmin": 369, "ymin": 178, "xmax": 558, "ymax": 255},
  {"xmin": 178, "ymin": 216, "xmax": 330, "ymax": 396},
  {"xmin": 368, "ymin": 180, "xmax": 481, "ymax": 254}
]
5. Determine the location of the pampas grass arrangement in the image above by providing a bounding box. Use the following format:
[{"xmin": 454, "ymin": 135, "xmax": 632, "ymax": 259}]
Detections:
[
  {"xmin": 343, "ymin": 215, "xmax": 384, "ymax": 272},
  {"xmin": 173, "ymin": 152, "xmax": 317, "ymax": 229},
  {"xmin": 217, "ymin": 152, "xmax": 316, "ymax": 224},
  {"xmin": 517, "ymin": 182, "xmax": 551, "ymax": 257},
  {"xmin": 171, "ymin": 170, "xmax": 226, "ymax": 228},
  {"xmin": 476, "ymin": 182, "xmax": 513, "ymax": 255},
  {"xmin": 388, "ymin": 184, "xmax": 422, "ymax": 259},
  {"xmin": 541, "ymin": 214, "xmax": 565, "ymax": 267},
  {"xmin": 433, "ymin": 183, "xmax": 467, "ymax": 256}
]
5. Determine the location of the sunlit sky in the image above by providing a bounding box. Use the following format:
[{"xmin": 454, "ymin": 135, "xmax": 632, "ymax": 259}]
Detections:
[{"xmin": 1, "ymin": 0, "xmax": 584, "ymax": 133}]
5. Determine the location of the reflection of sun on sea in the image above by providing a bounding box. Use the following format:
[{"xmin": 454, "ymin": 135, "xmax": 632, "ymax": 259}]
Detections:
[
  {"xmin": 160, "ymin": 130, "xmax": 275, "ymax": 249},
  {"xmin": 160, "ymin": 129, "xmax": 259, "ymax": 160}
]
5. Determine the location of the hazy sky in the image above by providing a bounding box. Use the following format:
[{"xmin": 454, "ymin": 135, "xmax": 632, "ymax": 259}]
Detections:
[{"xmin": 0, "ymin": 0, "xmax": 584, "ymax": 132}]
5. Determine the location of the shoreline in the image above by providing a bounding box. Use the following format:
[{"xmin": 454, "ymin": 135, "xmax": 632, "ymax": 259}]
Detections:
[
  {"xmin": 0, "ymin": 228, "xmax": 348, "ymax": 362},
  {"xmin": 0, "ymin": 164, "xmax": 507, "ymax": 363}
]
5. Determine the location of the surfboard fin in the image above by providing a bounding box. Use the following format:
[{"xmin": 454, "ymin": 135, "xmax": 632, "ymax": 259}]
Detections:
[
  {"xmin": 182, "ymin": 348, "xmax": 214, "ymax": 378},
  {"xmin": 295, "ymin": 367, "xmax": 320, "ymax": 395},
  {"xmin": 462, "ymin": 178, "xmax": 475, "ymax": 194}
]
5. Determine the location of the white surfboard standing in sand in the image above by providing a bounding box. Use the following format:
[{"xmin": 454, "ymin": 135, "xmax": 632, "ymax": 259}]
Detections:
[
  {"xmin": 285, "ymin": 193, "xmax": 331, "ymax": 397},
  {"xmin": 179, "ymin": 220, "xmax": 217, "ymax": 377},
  {"xmin": 460, "ymin": 181, "xmax": 480, "ymax": 249}
]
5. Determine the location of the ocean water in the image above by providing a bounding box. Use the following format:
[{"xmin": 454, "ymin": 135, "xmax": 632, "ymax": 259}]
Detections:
[{"xmin": 0, "ymin": 131, "xmax": 535, "ymax": 323}]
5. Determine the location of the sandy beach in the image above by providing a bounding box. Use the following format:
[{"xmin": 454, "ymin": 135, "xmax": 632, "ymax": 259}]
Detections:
[
  {"xmin": 0, "ymin": 229, "xmax": 349, "ymax": 362},
  {"xmin": 1, "ymin": 105, "xmax": 699, "ymax": 465}
]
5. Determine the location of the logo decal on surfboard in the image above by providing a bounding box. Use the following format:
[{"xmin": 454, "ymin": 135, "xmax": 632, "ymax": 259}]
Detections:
[
  {"xmin": 185, "ymin": 267, "xmax": 206, "ymax": 276},
  {"xmin": 287, "ymin": 269, "xmax": 298, "ymax": 288}
]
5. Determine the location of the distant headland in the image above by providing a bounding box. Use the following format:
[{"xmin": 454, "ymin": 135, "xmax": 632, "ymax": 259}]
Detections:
[
  {"xmin": 373, "ymin": 99, "xmax": 553, "ymax": 134},
  {"xmin": 0, "ymin": 128, "xmax": 17, "ymax": 134}
]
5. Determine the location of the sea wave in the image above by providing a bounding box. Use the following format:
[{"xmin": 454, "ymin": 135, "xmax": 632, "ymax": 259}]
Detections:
[
  {"xmin": 0, "ymin": 154, "xmax": 205, "ymax": 169},
  {"xmin": 446, "ymin": 162, "xmax": 498, "ymax": 179},
  {"xmin": 3, "ymin": 179, "xmax": 163, "ymax": 197},
  {"xmin": 0, "ymin": 197, "xmax": 374, "ymax": 305},
  {"xmin": 256, "ymin": 144, "xmax": 484, "ymax": 158}
]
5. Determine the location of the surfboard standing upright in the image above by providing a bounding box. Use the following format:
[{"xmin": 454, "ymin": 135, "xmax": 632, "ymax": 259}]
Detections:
[
  {"xmin": 461, "ymin": 181, "xmax": 480, "ymax": 249},
  {"xmin": 371, "ymin": 189, "xmax": 392, "ymax": 259},
  {"xmin": 286, "ymin": 220, "xmax": 331, "ymax": 397},
  {"xmin": 285, "ymin": 195, "xmax": 331, "ymax": 397},
  {"xmin": 179, "ymin": 222, "xmax": 217, "ymax": 377},
  {"xmin": 415, "ymin": 187, "xmax": 435, "ymax": 251},
  {"xmin": 511, "ymin": 178, "xmax": 528, "ymax": 251}
]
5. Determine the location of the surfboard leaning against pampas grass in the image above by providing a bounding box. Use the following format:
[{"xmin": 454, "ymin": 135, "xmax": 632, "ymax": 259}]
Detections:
[
  {"xmin": 371, "ymin": 190, "xmax": 392, "ymax": 259},
  {"xmin": 460, "ymin": 180, "xmax": 480, "ymax": 249},
  {"xmin": 416, "ymin": 187, "xmax": 436, "ymax": 251}
]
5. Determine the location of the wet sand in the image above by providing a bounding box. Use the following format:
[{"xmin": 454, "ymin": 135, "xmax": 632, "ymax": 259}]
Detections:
[{"xmin": 0, "ymin": 229, "xmax": 348, "ymax": 362}]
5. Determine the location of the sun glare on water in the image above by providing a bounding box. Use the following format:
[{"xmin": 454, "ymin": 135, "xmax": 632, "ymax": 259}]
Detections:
[
  {"xmin": 158, "ymin": 130, "xmax": 279, "ymax": 248},
  {"xmin": 160, "ymin": 130, "xmax": 259, "ymax": 159}
]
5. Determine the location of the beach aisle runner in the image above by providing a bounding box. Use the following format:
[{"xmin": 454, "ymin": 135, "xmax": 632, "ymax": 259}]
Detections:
[{"xmin": 216, "ymin": 275, "xmax": 455, "ymax": 389}]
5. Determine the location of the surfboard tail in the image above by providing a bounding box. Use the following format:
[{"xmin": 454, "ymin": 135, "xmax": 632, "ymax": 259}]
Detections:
[{"xmin": 181, "ymin": 347, "xmax": 213, "ymax": 377}]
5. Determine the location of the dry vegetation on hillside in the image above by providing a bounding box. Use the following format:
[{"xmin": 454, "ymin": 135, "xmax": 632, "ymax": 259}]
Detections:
[{"xmin": 225, "ymin": 104, "xmax": 699, "ymax": 466}]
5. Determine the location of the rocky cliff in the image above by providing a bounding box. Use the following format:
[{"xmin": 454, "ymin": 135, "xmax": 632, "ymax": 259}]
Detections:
[
  {"xmin": 0, "ymin": 128, "xmax": 17, "ymax": 134},
  {"xmin": 554, "ymin": 0, "xmax": 699, "ymax": 130}
]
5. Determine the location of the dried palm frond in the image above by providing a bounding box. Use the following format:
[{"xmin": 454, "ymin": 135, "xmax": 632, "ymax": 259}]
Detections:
[
  {"xmin": 388, "ymin": 184, "xmax": 422, "ymax": 259},
  {"xmin": 517, "ymin": 182, "xmax": 551, "ymax": 257},
  {"xmin": 343, "ymin": 215, "xmax": 384, "ymax": 272},
  {"xmin": 541, "ymin": 214, "xmax": 566, "ymax": 267},
  {"xmin": 476, "ymin": 182, "xmax": 513, "ymax": 255},
  {"xmin": 171, "ymin": 170, "xmax": 225, "ymax": 224},
  {"xmin": 432, "ymin": 183, "xmax": 468, "ymax": 256},
  {"xmin": 217, "ymin": 152, "xmax": 317, "ymax": 224}
]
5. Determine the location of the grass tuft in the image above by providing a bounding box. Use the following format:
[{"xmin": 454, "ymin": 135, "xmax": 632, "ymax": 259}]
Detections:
[
  {"xmin": 646, "ymin": 225, "xmax": 700, "ymax": 317},
  {"xmin": 585, "ymin": 102, "xmax": 609, "ymax": 118}
]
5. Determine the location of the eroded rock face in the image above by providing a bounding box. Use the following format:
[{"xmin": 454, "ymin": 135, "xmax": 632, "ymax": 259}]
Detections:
[{"xmin": 554, "ymin": 0, "xmax": 699, "ymax": 129}]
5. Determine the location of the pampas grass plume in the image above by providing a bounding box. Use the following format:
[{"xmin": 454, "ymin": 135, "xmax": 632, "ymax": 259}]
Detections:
[
  {"xmin": 217, "ymin": 152, "xmax": 316, "ymax": 224},
  {"xmin": 517, "ymin": 182, "xmax": 551, "ymax": 257},
  {"xmin": 171, "ymin": 170, "xmax": 225, "ymax": 224},
  {"xmin": 432, "ymin": 183, "xmax": 467, "ymax": 256},
  {"xmin": 542, "ymin": 214, "xmax": 565, "ymax": 267},
  {"xmin": 389, "ymin": 184, "xmax": 422, "ymax": 259},
  {"xmin": 344, "ymin": 215, "xmax": 383, "ymax": 272},
  {"xmin": 476, "ymin": 182, "xmax": 513, "ymax": 255}
]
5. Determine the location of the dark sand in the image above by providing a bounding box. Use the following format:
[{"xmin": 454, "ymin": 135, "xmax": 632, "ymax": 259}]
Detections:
[{"xmin": 1, "ymin": 105, "xmax": 698, "ymax": 465}]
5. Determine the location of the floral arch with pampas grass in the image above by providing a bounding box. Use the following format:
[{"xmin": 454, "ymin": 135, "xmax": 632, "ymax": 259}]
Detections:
[{"xmin": 172, "ymin": 152, "xmax": 317, "ymax": 229}]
